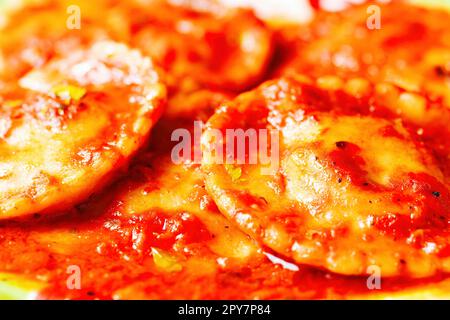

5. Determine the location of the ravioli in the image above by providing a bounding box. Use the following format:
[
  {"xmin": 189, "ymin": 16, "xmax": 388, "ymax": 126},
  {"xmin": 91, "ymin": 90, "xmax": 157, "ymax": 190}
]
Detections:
[
  {"xmin": 275, "ymin": 1, "xmax": 450, "ymax": 106},
  {"xmin": 201, "ymin": 76, "xmax": 450, "ymax": 277},
  {"xmin": 0, "ymin": 0, "xmax": 129, "ymax": 82},
  {"xmin": 129, "ymin": 1, "xmax": 273, "ymax": 92},
  {"xmin": 0, "ymin": 41, "xmax": 166, "ymax": 219}
]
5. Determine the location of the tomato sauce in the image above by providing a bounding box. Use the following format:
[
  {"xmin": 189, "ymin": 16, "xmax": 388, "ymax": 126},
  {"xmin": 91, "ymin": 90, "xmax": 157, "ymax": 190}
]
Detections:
[
  {"xmin": 0, "ymin": 177, "xmax": 449, "ymax": 300},
  {"xmin": 329, "ymin": 142, "xmax": 368, "ymax": 187}
]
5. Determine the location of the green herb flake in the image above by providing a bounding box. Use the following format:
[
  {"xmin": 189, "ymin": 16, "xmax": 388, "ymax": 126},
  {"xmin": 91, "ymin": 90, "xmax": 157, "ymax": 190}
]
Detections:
[
  {"xmin": 225, "ymin": 164, "xmax": 243, "ymax": 182},
  {"xmin": 151, "ymin": 248, "xmax": 183, "ymax": 273},
  {"xmin": 4, "ymin": 100, "xmax": 22, "ymax": 108},
  {"xmin": 52, "ymin": 84, "xmax": 86, "ymax": 103}
]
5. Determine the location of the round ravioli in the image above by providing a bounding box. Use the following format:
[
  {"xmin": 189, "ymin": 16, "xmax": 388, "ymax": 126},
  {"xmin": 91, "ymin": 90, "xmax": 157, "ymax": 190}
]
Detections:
[
  {"xmin": 0, "ymin": 0, "xmax": 129, "ymax": 82},
  {"xmin": 0, "ymin": 41, "xmax": 166, "ymax": 219},
  {"xmin": 275, "ymin": 1, "xmax": 450, "ymax": 106},
  {"xmin": 129, "ymin": 1, "xmax": 273, "ymax": 92},
  {"xmin": 201, "ymin": 76, "xmax": 450, "ymax": 277},
  {"xmin": 106, "ymin": 153, "xmax": 260, "ymax": 264}
]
